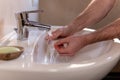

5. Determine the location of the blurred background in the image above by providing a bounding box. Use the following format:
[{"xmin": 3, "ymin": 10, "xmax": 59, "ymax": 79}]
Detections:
[
  {"xmin": 39, "ymin": 0, "xmax": 120, "ymax": 29},
  {"xmin": 1, "ymin": 0, "xmax": 120, "ymax": 36}
]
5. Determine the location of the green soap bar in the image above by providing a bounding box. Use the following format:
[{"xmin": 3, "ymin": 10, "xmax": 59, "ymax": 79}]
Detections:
[{"xmin": 0, "ymin": 47, "xmax": 20, "ymax": 54}]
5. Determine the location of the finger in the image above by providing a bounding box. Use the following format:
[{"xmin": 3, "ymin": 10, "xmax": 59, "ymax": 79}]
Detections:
[
  {"xmin": 55, "ymin": 44, "xmax": 68, "ymax": 54},
  {"xmin": 55, "ymin": 46, "xmax": 74, "ymax": 56},
  {"xmin": 54, "ymin": 39, "xmax": 69, "ymax": 54},
  {"xmin": 55, "ymin": 39, "xmax": 68, "ymax": 46},
  {"xmin": 51, "ymin": 29, "xmax": 62, "ymax": 40}
]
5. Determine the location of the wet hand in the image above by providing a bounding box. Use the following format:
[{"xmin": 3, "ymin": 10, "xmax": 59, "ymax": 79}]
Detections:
[
  {"xmin": 45, "ymin": 26, "xmax": 75, "ymax": 40},
  {"xmin": 54, "ymin": 35, "xmax": 88, "ymax": 56}
]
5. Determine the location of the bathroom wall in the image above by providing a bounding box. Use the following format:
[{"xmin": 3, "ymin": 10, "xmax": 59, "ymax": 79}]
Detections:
[
  {"xmin": 39, "ymin": 0, "xmax": 120, "ymax": 29},
  {"xmin": 0, "ymin": 0, "xmax": 39, "ymax": 38}
]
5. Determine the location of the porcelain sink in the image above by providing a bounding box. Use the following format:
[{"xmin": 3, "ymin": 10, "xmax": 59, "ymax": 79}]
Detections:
[{"xmin": 0, "ymin": 26, "xmax": 119, "ymax": 80}]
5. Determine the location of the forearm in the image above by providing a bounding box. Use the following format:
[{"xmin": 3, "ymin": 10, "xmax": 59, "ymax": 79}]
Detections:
[
  {"xmin": 68, "ymin": 0, "xmax": 116, "ymax": 32},
  {"xmin": 86, "ymin": 18, "xmax": 120, "ymax": 44}
]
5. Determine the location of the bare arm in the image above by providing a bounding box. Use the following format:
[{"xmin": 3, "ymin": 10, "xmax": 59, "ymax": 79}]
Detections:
[
  {"xmin": 47, "ymin": 0, "xmax": 119, "ymax": 55},
  {"xmin": 46, "ymin": 0, "xmax": 116, "ymax": 40},
  {"xmin": 54, "ymin": 18, "xmax": 120, "ymax": 55},
  {"xmin": 68, "ymin": 0, "xmax": 116, "ymax": 34},
  {"xmin": 85, "ymin": 18, "xmax": 120, "ymax": 44}
]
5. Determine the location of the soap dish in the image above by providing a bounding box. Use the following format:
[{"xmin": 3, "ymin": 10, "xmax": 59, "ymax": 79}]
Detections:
[{"xmin": 0, "ymin": 46, "xmax": 24, "ymax": 60}]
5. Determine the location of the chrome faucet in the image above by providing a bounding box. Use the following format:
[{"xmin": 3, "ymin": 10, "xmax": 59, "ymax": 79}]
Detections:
[{"xmin": 15, "ymin": 10, "xmax": 51, "ymax": 40}]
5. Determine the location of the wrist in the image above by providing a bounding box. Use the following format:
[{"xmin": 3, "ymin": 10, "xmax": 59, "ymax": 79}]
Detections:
[
  {"xmin": 66, "ymin": 22, "xmax": 84, "ymax": 35},
  {"xmin": 84, "ymin": 32, "xmax": 99, "ymax": 45},
  {"xmin": 68, "ymin": 14, "xmax": 93, "ymax": 33}
]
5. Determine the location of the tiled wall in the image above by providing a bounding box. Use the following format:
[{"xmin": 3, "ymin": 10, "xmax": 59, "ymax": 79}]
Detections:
[{"xmin": 0, "ymin": 0, "xmax": 39, "ymax": 37}]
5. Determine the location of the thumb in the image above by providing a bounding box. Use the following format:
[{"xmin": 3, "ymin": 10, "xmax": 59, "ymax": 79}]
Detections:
[{"xmin": 54, "ymin": 39, "xmax": 69, "ymax": 54}]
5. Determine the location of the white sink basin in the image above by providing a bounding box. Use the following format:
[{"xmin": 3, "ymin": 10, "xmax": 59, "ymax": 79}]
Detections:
[{"xmin": 0, "ymin": 26, "xmax": 119, "ymax": 80}]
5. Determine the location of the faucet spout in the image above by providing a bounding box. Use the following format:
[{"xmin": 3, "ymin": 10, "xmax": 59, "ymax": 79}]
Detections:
[
  {"xmin": 25, "ymin": 21, "xmax": 51, "ymax": 30},
  {"xmin": 15, "ymin": 10, "xmax": 51, "ymax": 40}
]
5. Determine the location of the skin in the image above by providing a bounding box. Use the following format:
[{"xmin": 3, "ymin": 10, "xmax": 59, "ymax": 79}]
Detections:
[{"xmin": 46, "ymin": 0, "xmax": 118, "ymax": 56}]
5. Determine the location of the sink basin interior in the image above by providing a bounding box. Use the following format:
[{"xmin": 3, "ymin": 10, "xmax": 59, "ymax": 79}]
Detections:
[
  {"xmin": 0, "ymin": 27, "xmax": 113, "ymax": 68},
  {"xmin": 33, "ymin": 30, "xmax": 113, "ymax": 64}
]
